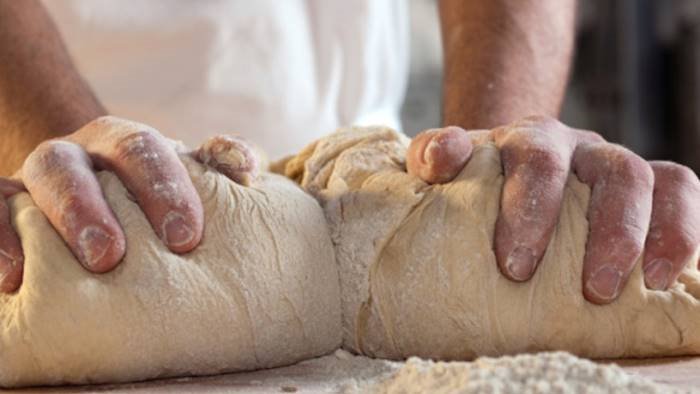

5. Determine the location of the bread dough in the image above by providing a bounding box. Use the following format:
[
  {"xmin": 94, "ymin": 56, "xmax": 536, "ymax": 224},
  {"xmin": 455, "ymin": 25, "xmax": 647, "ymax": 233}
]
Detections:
[
  {"xmin": 3, "ymin": 126, "xmax": 700, "ymax": 387},
  {"xmin": 0, "ymin": 156, "xmax": 341, "ymax": 387},
  {"xmin": 285, "ymin": 126, "xmax": 700, "ymax": 361}
]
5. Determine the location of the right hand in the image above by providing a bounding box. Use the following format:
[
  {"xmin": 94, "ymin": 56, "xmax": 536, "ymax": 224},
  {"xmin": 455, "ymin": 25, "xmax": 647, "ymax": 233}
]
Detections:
[
  {"xmin": 407, "ymin": 115, "xmax": 700, "ymax": 304},
  {"xmin": 0, "ymin": 116, "xmax": 259, "ymax": 293}
]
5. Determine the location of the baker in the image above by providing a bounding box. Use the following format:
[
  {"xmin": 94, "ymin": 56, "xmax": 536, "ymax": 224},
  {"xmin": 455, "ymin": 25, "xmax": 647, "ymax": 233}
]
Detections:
[{"xmin": 0, "ymin": 0, "xmax": 697, "ymax": 306}]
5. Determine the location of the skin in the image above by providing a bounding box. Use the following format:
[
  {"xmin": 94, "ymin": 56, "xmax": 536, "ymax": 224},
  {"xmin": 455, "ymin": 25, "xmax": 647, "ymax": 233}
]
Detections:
[
  {"xmin": 0, "ymin": 0, "xmax": 106, "ymax": 174},
  {"xmin": 1, "ymin": 0, "xmax": 697, "ymax": 306},
  {"xmin": 409, "ymin": 118, "xmax": 700, "ymax": 304},
  {"xmin": 409, "ymin": 0, "xmax": 700, "ymax": 304},
  {"xmin": 0, "ymin": 1, "xmax": 257, "ymax": 292},
  {"xmin": 439, "ymin": 0, "xmax": 574, "ymax": 129}
]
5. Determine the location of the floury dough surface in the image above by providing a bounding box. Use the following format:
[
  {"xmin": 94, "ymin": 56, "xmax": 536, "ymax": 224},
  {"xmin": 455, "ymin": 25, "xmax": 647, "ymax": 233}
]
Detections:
[
  {"xmin": 0, "ymin": 156, "xmax": 341, "ymax": 387},
  {"xmin": 2, "ymin": 126, "xmax": 700, "ymax": 389},
  {"xmin": 285, "ymin": 126, "xmax": 700, "ymax": 361}
]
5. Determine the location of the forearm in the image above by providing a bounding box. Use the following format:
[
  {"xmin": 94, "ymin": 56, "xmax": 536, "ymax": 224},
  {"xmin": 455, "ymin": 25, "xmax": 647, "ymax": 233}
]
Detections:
[
  {"xmin": 0, "ymin": 0, "xmax": 105, "ymax": 175},
  {"xmin": 439, "ymin": 0, "xmax": 575, "ymax": 129}
]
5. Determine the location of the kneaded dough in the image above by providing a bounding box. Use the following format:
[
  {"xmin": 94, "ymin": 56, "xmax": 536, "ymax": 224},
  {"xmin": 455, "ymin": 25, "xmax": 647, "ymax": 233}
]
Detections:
[
  {"xmin": 285, "ymin": 126, "xmax": 700, "ymax": 361},
  {"xmin": 0, "ymin": 156, "xmax": 341, "ymax": 387},
  {"xmin": 4, "ymin": 126, "xmax": 700, "ymax": 387}
]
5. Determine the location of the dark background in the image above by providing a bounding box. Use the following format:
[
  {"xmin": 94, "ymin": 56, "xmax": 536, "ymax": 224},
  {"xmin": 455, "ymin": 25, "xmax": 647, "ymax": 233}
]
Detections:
[{"xmin": 401, "ymin": 0, "xmax": 700, "ymax": 172}]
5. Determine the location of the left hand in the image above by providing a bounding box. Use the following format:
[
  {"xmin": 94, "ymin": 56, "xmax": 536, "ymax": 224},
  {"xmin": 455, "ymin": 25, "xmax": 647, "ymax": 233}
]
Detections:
[
  {"xmin": 407, "ymin": 115, "xmax": 700, "ymax": 304},
  {"xmin": 0, "ymin": 118, "xmax": 259, "ymax": 294}
]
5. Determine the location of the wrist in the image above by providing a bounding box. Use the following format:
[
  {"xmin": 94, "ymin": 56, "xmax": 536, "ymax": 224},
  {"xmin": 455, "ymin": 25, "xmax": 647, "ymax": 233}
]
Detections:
[{"xmin": 0, "ymin": 105, "xmax": 106, "ymax": 176}]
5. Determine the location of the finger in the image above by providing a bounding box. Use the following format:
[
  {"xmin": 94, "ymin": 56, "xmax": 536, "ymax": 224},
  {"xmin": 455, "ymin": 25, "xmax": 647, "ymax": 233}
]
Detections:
[
  {"xmin": 643, "ymin": 162, "xmax": 700, "ymax": 290},
  {"xmin": 0, "ymin": 194, "xmax": 23, "ymax": 293},
  {"xmin": 195, "ymin": 135, "xmax": 259, "ymax": 186},
  {"xmin": 0, "ymin": 178, "xmax": 24, "ymax": 198},
  {"xmin": 573, "ymin": 143, "xmax": 654, "ymax": 304},
  {"xmin": 406, "ymin": 126, "xmax": 473, "ymax": 184},
  {"xmin": 22, "ymin": 141, "xmax": 126, "ymax": 273},
  {"xmin": 492, "ymin": 116, "xmax": 574, "ymax": 281},
  {"xmin": 73, "ymin": 118, "xmax": 203, "ymax": 253}
]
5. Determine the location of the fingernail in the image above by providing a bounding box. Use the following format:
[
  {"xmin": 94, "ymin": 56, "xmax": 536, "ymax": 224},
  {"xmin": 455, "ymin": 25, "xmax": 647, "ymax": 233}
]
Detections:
[
  {"xmin": 644, "ymin": 258, "xmax": 672, "ymax": 291},
  {"xmin": 586, "ymin": 266, "xmax": 623, "ymax": 301},
  {"xmin": 423, "ymin": 136, "xmax": 442, "ymax": 166},
  {"xmin": 78, "ymin": 226, "xmax": 113, "ymax": 269},
  {"xmin": 162, "ymin": 211, "xmax": 194, "ymax": 247},
  {"xmin": 506, "ymin": 246, "xmax": 536, "ymax": 281}
]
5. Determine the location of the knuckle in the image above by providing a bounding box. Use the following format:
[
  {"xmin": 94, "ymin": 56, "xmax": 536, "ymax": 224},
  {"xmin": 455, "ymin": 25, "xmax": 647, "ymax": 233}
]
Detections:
[
  {"xmin": 604, "ymin": 146, "xmax": 653, "ymax": 187},
  {"xmin": 508, "ymin": 115, "xmax": 567, "ymax": 137},
  {"xmin": 503, "ymin": 142, "xmax": 567, "ymax": 178},
  {"xmin": 518, "ymin": 114, "xmax": 558, "ymax": 127},
  {"xmin": 32, "ymin": 140, "xmax": 75, "ymax": 164},
  {"xmin": 91, "ymin": 115, "xmax": 120, "ymax": 127},
  {"xmin": 527, "ymin": 146, "xmax": 567, "ymax": 174},
  {"xmin": 652, "ymin": 161, "xmax": 699, "ymax": 185},
  {"xmin": 438, "ymin": 125, "xmax": 467, "ymax": 137},
  {"xmin": 576, "ymin": 129, "xmax": 606, "ymax": 144},
  {"xmin": 90, "ymin": 116, "xmax": 151, "ymax": 132},
  {"xmin": 112, "ymin": 129, "xmax": 161, "ymax": 162},
  {"xmin": 26, "ymin": 141, "xmax": 83, "ymax": 177}
]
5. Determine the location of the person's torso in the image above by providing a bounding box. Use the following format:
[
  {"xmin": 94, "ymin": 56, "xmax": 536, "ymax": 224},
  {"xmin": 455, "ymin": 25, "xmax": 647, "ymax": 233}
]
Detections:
[{"xmin": 43, "ymin": 0, "xmax": 409, "ymax": 158}]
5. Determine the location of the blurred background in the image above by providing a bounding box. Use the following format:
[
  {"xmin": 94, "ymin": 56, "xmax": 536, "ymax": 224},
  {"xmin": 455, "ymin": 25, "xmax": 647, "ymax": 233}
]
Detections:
[{"xmin": 402, "ymin": 0, "xmax": 700, "ymax": 172}]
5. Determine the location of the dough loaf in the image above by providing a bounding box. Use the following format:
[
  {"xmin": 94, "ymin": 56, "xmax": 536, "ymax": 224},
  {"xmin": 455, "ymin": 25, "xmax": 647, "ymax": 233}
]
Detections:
[
  {"xmin": 3, "ymin": 126, "xmax": 700, "ymax": 387},
  {"xmin": 0, "ymin": 156, "xmax": 341, "ymax": 387},
  {"xmin": 285, "ymin": 126, "xmax": 700, "ymax": 361}
]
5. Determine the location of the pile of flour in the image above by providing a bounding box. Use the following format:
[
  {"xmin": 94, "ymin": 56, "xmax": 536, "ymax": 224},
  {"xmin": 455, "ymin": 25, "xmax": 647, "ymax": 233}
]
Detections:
[{"xmin": 290, "ymin": 350, "xmax": 679, "ymax": 393}]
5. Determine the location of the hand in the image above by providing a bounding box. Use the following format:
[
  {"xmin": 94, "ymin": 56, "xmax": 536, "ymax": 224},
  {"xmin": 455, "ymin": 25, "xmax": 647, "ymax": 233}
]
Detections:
[
  {"xmin": 407, "ymin": 115, "xmax": 700, "ymax": 304},
  {"xmin": 0, "ymin": 116, "xmax": 259, "ymax": 293}
]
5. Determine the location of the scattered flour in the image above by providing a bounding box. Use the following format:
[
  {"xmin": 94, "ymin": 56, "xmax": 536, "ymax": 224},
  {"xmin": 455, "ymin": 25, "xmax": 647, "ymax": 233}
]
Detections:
[
  {"xmin": 289, "ymin": 350, "xmax": 682, "ymax": 394},
  {"xmin": 3, "ymin": 350, "xmax": 682, "ymax": 393},
  {"xmin": 362, "ymin": 352, "xmax": 681, "ymax": 394}
]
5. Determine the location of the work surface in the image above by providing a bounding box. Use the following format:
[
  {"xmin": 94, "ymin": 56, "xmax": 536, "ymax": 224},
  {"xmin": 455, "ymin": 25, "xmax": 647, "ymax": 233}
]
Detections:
[
  {"xmin": 613, "ymin": 357, "xmax": 700, "ymax": 391},
  {"xmin": 4, "ymin": 354, "xmax": 700, "ymax": 393}
]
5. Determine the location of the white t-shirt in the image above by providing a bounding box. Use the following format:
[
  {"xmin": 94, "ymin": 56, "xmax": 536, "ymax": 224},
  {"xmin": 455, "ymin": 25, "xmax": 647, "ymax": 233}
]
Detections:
[{"xmin": 43, "ymin": 0, "xmax": 409, "ymax": 159}]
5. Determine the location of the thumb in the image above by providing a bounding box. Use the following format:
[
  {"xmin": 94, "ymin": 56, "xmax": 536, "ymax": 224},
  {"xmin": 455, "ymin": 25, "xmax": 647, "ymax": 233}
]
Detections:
[
  {"xmin": 194, "ymin": 135, "xmax": 260, "ymax": 186},
  {"xmin": 406, "ymin": 126, "xmax": 473, "ymax": 184}
]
